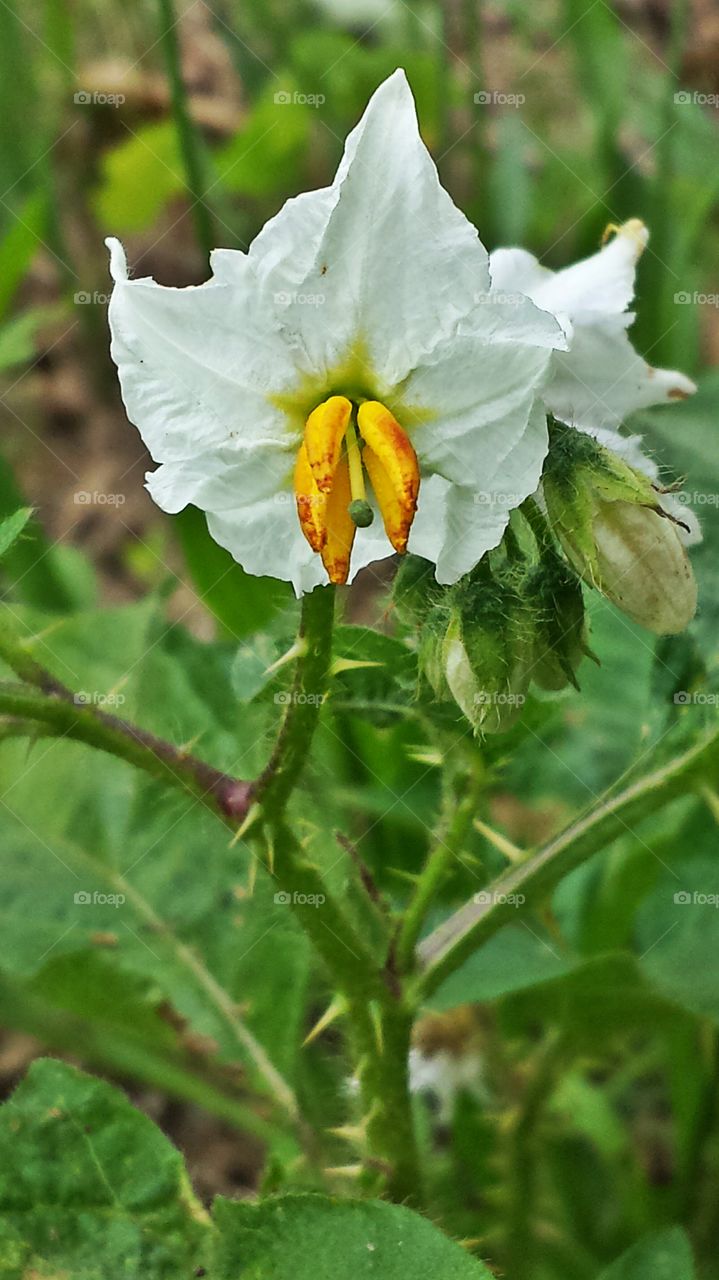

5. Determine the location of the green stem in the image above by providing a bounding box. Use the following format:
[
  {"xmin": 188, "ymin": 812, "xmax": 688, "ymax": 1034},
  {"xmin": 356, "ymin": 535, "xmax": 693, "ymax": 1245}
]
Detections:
[
  {"xmin": 504, "ymin": 1032, "xmax": 564, "ymax": 1280},
  {"xmin": 157, "ymin": 0, "xmax": 215, "ymax": 260},
  {"xmin": 397, "ymin": 756, "xmax": 482, "ymax": 973},
  {"xmin": 415, "ymin": 726, "xmax": 719, "ymax": 998},
  {"xmin": 349, "ymin": 993, "xmax": 421, "ymax": 1205},
  {"xmin": 255, "ymin": 586, "xmax": 336, "ymax": 815}
]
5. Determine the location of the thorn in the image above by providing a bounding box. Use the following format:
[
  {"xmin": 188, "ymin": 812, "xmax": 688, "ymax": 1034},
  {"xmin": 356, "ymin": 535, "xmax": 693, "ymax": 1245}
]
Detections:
[
  {"xmin": 386, "ymin": 868, "xmax": 422, "ymax": 886},
  {"xmin": 369, "ymin": 1000, "xmax": 384, "ymax": 1055},
  {"xmin": 330, "ymin": 657, "xmax": 383, "ymax": 675},
  {"xmin": 303, "ymin": 994, "xmax": 348, "ymax": 1046},
  {"xmin": 229, "ymin": 802, "xmax": 261, "ymax": 846},
  {"xmin": 406, "ymin": 746, "xmax": 443, "ymax": 767},
  {"xmin": 323, "ymin": 1163, "xmax": 364, "ymax": 1179},
  {"xmin": 266, "ymin": 832, "xmax": 275, "ymax": 877},
  {"xmin": 701, "ymin": 786, "xmax": 719, "ymax": 825},
  {"xmin": 247, "ymin": 852, "xmax": 258, "ymax": 897},
  {"xmin": 327, "ymin": 1122, "xmax": 367, "ymax": 1146},
  {"xmin": 263, "ymin": 638, "xmax": 307, "ymax": 677},
  {"xmin": 473, "ymin": 818, "xmax": 524, "ymax": 864}
]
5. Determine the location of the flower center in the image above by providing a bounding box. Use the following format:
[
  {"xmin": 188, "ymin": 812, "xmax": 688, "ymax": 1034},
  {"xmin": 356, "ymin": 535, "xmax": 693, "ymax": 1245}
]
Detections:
[{"xmin": 293, "ymin": 395, "xmax": 420, "ymax": 585}]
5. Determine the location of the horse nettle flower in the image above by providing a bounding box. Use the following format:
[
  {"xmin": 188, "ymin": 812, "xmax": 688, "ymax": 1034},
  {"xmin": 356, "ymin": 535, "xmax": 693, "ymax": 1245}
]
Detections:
[
  {"xmin": 106, "ymin": 70, "xmax": 566, "ymax": 595},
  {"xmin": 490, "ymin": 219, "xmax": 696, "ymax": 434},
  {"xmin": 543, "ymin": 422, "xmax": 697, "ymax": 634}
]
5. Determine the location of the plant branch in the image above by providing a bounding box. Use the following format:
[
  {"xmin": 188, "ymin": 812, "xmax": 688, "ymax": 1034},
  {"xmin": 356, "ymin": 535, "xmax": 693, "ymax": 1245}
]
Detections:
[{"xmin": 416, "ymin": 728, "xmax": 719, "ymax": 998}]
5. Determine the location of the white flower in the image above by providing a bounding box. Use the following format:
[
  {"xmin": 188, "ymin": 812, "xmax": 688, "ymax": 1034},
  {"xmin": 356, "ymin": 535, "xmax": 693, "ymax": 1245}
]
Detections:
[
  {"xmin": 107, "ymin": 70, "xmax": 565, "ymax": 595},
  {"xmin": 489, "ymin": 220, "xmax": 696, "ymax": 434}
]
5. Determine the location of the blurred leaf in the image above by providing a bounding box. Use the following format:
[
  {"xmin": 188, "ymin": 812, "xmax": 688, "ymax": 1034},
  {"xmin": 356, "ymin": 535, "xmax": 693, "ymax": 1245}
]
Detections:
[
  {"xmin": 0, "ymin": 304, "xmax": 67, "ymax": 371},
  {"xmin": 635, "ymin": 851, "xmax": 719, "ymax": 1023},
  {"xmin": 429, "ymin": 924, "xmax": 576, "ymax": 1012},
  {"xmin": 0, "ymin": 457, "xmax": 97, "ymax": 611},
  {"xmin": 212, "ymin": 1194, "xmax": 495, "ymax": 1277},
  {"xmin": 175, "ymin": 505, "xmax": 290, "ymax": 642},
  {"xmin": 0, "ymin": 190, "xmax": 47, "ymax": 321},
  {"xmin": 93, "ymin": 120, "xmax": 185, "ymax": 234},
  {"xmin": 0, "ymin": 1058, "xmax": 208, "ymax": 1277},
  {"xmin": 598, "ymin": 1227, "xmax": 696, "ymax": 1280},
  {"xmin": 215, "ymin": 86, "xmax": 312, "ymax": 198},
  {"xmin": 0, "ymin": 507, "xmax": 32, "ymax": 558}
]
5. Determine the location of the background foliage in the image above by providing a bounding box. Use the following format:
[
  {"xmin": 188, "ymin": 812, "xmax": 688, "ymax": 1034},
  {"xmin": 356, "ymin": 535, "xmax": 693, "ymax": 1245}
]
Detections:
[{"xmin": 0, "ymin": 0, "xmax": 717, "ymax": 1276}]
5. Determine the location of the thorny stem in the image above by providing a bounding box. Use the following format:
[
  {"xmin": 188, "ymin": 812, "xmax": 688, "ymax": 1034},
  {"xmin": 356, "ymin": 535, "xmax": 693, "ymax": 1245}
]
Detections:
[
  {"xmin": 397, "ymin": 754, "xmax": 483, "ymax": 973},
  {"xmin": 416, "ymin": 726, "xmax": 719, "ymax": 999}
]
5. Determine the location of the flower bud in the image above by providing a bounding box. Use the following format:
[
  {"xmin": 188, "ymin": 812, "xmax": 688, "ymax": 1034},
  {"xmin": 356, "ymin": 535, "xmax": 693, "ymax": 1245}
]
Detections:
[
  {"xmin": 543, "ymin": 420, "xmax": 697, "ymax": 635},
  {"xmin": 525, "ymin": 551, "xmax": 589, "ymax": 691},
  {"xmin": 441, "ymin": 571, "xmax": 532, "ymax": 734},
  {"xmin": 585, "ymin": 500, "xmax": 697, "ymax": 634}
]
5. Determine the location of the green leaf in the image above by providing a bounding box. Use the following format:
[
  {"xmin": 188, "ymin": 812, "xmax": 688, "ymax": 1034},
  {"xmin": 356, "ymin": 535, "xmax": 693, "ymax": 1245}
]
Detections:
[
  {"xmin": 0, "ymin": 507, "xmax": 32, "ymax": 558},
  {"xmin": 0, "ymin": 304, "xmax": 67, "ymax": 371},
  {"xmin": 92, "ymin": 120, "xmax": 185, "ymax": 234},
  {"xmin": 0, "ymin": 1058, "xmax": 209, "ymax": 1277},
  {"xmin": 212, "ymin": 1194, "xmax": 495, "ymax": 1278},
  {"xmin": 597, "ymin": 1227, "xmax": 696, "ymax": 1280}
]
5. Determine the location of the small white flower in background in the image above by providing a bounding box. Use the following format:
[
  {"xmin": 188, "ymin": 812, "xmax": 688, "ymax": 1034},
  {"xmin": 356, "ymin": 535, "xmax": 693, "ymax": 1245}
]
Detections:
[
  {"xmin": 489, "ymin": 220, "xmax": 696, "ymax": 434},
  {"xmin": 106, "ymin": 69, "xmax": 566, "ymax": 595}
]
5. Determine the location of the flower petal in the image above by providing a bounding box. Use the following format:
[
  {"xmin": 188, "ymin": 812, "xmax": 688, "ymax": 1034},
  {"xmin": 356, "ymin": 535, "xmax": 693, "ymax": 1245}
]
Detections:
[
  {"xmin": 105, "ymin": 237, "xmax": 296, "ymax": 464},
  {"xmin": 247, "ymin": 69, "xmax": 492, "ymax": 385},
  {"xmin": 545, "ymin": 322, "xmax": 697, "ymax": 431}
]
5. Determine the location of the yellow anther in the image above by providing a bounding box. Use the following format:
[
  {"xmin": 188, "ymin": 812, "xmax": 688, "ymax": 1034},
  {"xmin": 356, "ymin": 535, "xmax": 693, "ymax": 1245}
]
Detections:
[
  {"xmin": 293, "ymin": 395, "xmax": 420, "ymax": 583},
  {"xmin": 304, "ymin": 395, "xmax": 352, "ymax": 493},
  {"xmin": 358, "ymin": 401, "xmax": 419, "ymax": 555}
]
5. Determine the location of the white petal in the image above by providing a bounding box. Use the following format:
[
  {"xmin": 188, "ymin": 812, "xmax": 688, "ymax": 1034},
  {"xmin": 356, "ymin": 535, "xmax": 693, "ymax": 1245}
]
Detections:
[
  {"xmin": 106, "ymin": 239, "xmax": 297, "ymax": 464},
  {"xmin": 248, "ymin": 69, "xmax": 492, "ymax": 385},
  {"xmin": 403, "ymin": 312, "xmax": 557, "ymax": 492},
  {"xmin": 545, "ymin": 322, "xmax": 696, "ymax": 432},
  {"xmin": 491, "ymin": 221, "xmax": 647, "ymax": 323},
  {"xmin": 409, "ymin": 402, "xmax": 548, "ymax": 584}
]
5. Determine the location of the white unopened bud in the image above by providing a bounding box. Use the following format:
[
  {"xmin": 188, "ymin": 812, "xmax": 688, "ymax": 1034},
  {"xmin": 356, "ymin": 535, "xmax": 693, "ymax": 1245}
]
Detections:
[{"xmin": 574, "ymin": 500, "xmax": 697, "ymax": 635}]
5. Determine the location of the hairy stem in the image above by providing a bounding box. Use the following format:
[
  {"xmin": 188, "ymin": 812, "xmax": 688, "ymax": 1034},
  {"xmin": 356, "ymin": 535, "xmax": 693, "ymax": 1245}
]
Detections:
[{"xmin": 416, "ymin": 727, "xmax": 719, "ymax": 998}]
